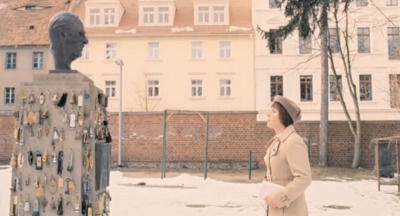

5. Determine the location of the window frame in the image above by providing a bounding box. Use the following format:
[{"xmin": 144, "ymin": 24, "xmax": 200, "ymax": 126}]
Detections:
[
  {"xmin": 191, "ymin": 80, "xmax": 203, "ymax": 97},
  {"xmin": 5, "ymin": 52, "xmax": 17, "ymax": 69},
  {"xmin": 148, "ymin": 42, "xmax": 160, "ymax": 60},
  {"xmin": 158, "ymin": 7, "xmax": 169, "ymax": 24},
  {"xmin": 89, "ymin": 8, "xmax": 101, "ymax": 26},
  {"xmin": 299, "ymin": 34, "xmax": 312, "ymax": 54},
  {"xmin": 79, "ymin": 44, "xmax": 90, "ymax": 61},
  {"xmin": 270, "ymin": 76, "xmax": 283, "ymax": 101},
  {"xmin": 269, "ymin": 0, "xmax": 281, "ymax": 8},
  {"xmin": 388, "ymin": 27, "xmax": 400, "ymax": 59},
  {"xmin": 359, "ymin": 75, "xmax": 372, "ymax": 101},
  {"xmin": 300, "ymin": 75, "xmax": 313, "ymax": 101},
  {"xmin": 357, "ymin": 27, "xmax": 370, "ymax": 53},
  {"xmin": 147, "ymin": 80, "xmax": 160, "ymax": 98},
  {"xmin": 219, "ymin": 41, "xmax": 231, "ymax": 59},
  {"xmin": 219, "ymin": 79, "xmax": 231, "ymax": 97},
  {"xmin": 328, "ymin": 28, "xmax": 340, "ymax": 53},
  {"xmin": 105, "ymin": 43, "xmax": 117, "ymax": 60},
  {"xmin": 356, "ymin": 0, "xmax": 368, "ymax": 7},
  {"xmin": 389, "ymin": 74, "xmax": 400, "ymax": 108},
  {"xmin": 143, "ymin": 7, "xmax": 155, "ymax": 24},
  {"xmin": 105, "ymin": 81, "xmax": 116, "ymax": 98},
  {"xmin": 329, "ymin": 75, "xmax": 342, "ymax": 101},
  {"xmin": 32, "ymin": 52, "xmax": 44, "ymax": 69},
  {"xmin": 386, "ymin": 0, "xmax": 398, "ymax": 6},
  {"xmin": 4, "ymin": 87, "xmax": 15, "ymax": 105},
  {"xmin": 104, "ymin": 8, "xmax": 115, "ymax": 25},
  {"xmin": 191, "ymin": 42, "xmax": 203, "ymax": 59}
]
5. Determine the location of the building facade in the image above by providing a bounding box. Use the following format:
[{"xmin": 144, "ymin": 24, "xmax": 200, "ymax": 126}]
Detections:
[
  {"xmin": 254, "ymin": 0, "xmax": 400, "ymax": 122},
  {"xmin": 0, "ymin": 0, "xmax": 73, "ymax": 113},
  {"xmin": 72, "ymin": 0, "xmax": 255, "ymax": 113}
]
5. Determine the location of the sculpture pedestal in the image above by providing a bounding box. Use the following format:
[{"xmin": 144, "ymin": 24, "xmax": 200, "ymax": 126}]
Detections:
[{"xmin": 9, "ymin": 71, "xmax": 111, "ymax": 215}]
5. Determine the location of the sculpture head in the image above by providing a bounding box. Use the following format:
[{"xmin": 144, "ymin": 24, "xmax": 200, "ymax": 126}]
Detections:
[{"xmin": 49, "ymin": 12, "xmax": 88, "ymax": 70}]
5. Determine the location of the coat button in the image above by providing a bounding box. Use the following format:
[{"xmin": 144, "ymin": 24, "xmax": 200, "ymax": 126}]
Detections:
[{"xmin": 281, "ymin": 196, "xmax": 287, "ymax": 201}]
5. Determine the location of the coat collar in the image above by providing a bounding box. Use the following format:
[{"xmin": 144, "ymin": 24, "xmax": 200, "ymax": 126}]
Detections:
[{"xmin": 275, "ymin": 125, "xmax": 296, "ymax": 142}]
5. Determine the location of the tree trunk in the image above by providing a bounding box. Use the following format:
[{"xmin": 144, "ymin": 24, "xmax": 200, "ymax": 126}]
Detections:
[{"xmin": 319, "ymin": 1, "xmax": 329, "ymax": 166}]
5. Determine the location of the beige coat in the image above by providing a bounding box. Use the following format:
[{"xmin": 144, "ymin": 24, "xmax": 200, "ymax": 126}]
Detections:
[{"xmin": 264, "ymin": 125, "xmax": 312, "ymax": 216}]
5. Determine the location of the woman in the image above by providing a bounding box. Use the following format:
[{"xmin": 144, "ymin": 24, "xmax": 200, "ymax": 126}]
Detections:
[{"xmin": 264, "ymin": 95, "xmax": 312, "ymax": 216}]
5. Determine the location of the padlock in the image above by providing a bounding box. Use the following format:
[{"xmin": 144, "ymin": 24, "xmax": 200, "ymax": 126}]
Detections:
[{"xmin": 39, "ymin": 91, "xmax": 45, "ymax": 105}]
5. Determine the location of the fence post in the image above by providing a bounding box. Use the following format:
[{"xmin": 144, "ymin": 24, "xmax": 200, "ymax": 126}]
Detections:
[
  {"xmin": 307, "ymin": 133, "xmax": 311, "ymax": 160},
  {"xmin": 161, "ymin": 110, "xmax": 167, "ymax": 179},
  {"xmin": 249, "ymin": 150, "xmax": 252, "ymax": 180},
  {"xmin": 204, "ymin": 112, "xmax": 209, "ymax": 180}
]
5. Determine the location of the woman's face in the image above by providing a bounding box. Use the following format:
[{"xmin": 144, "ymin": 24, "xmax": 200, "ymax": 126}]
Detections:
[{"xmin": 267, "ymin": 107, "xmax": 283, "ymax": 130}]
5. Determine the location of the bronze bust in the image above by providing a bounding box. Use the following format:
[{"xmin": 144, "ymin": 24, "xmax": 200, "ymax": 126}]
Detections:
[{"xmin": 49, "ymin": 12, "xmax": 88, "ymax": 70}]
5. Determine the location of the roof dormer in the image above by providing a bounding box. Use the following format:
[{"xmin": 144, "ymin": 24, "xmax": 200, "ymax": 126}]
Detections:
[
  {"xmin": 138, "ymin": 0, "xmax": 176, "ymax": 26},
  {"xmin": 85, "ymin": 0, "xmax": 124, "ymax": 27},
  {"xmin": 194, "ymin": 0, "xmax": 229, "ymax": 26}
]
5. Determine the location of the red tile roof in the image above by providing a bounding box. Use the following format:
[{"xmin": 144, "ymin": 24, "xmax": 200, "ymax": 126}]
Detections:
[
  {"xmin": 0, "ymin": 0, "xmax": 73, "ymax": 46},
  {"xmin": 73, "ymin": 0, "xmax": 253, "ymax": 37}
]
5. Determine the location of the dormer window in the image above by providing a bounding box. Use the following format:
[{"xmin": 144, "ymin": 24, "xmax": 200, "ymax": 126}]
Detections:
[
  {"xmin": 198, "ymin": 6, "xmax": 209, "ymax": 23},
  {"xmin": 89, "ymin": 9, "xmax": 101, "ymax": 25},
  {"xmin": 139, "ymin": 0, "xmax": 176, "ymax": 26},
  {"xmin": 158, "ymin": 7, "xmax": 169, "ymax": 23},
  {"xmin": 194, "ymin": 0, "xmax": 229, "ymax": 25},
  {"xmin": 213, "ymin": 6, "xmax": 225, "ymax": 23},
  {"xmin": 143, "ymin": 7, "xmax": 154, "ymax": 24},
  {"xmin": 104, "ymin": 8, "xmax": 115, "ymax": 25},
  {"xmin": 85, "ymin": 0, "xmax": 124, "ymax": 27}
]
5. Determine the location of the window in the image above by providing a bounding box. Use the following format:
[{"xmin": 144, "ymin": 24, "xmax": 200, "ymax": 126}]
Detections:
[
  {"xmin": 4, "ymin": 87, "xmax": 15, "ymax": 104},
  {"xmin": 300, "ymin": 75, "xmax": 313, "ymax": 101},
  {"xmin": 147, "ymin": 80, "xmax": 159, "ymax": 97},
  {"xmin": 386, "ymin": 0, "xmax": 398, "ymax": 6},
  {"xmin": 299, "ymin": 34, "xmax": 312, "ymax": 54},
  {"xmin": 329, "ymin": 75, "xmax": 342, "ymax": 101},
  {"xmin": 357, "ymin": 28, "xmax": 370, "ymax": 53},
  {"xmin": 32, "ymin": 52, "xmax": 43, "ymax": 69},
  {"xmin": 213, "ymin": 6, "xmax": 225, "ymax": 23},
  {"xmin": 144, "ymin": 7, "xmax": 154, "ymax": 24},
  {"xmin": 270, "ymin": 76, "xmax": 283, "ymax": 101},
  {"xmin": 220, "ymin": 80, "xmax": 231, "ymax": 97},
  {"xmin": 80, "ymin": 44, "xmax": 90, "ymax": 61},
  {"xmin": 328, "ymin": 28, "xmax": 340, "ymax": 53},
  {"xmin": 269, "ymin": 0, "xmax": 281, "ymax": 8},
  {"xmin": 390, "ymin": 74, "xmax": 400, "ymax": 108},
  {"xmin": 191, "ymin": 42, "xmax": 203, "ymax": 59},
  {"xmin": 148, "ymin": 42, "xmax": 159, "ymax": 60},
  {"xmin": 104, "ymin": 8, "xmax": 115, "ymax": 25},
  {"xmin": 106, "ymin": 43, "xmax": 117, "ymax": 60},
  {"xmin": 6, "ymin": 53, "xmax": 16, "ymax": 69},
  {"xmin": 359, "ymin": 75, "xmax": 372, "ymax": 101},
  {"xmin": 356, "ymin": 0, "xmax": 368, "ymax": 6},
  {"xmin": 105, "ymin": 81, "xmax": 116, "ymax": 98},
  {"xmin": 219, "ymin": 41, "xmax": 231, "ymax": 59},
  {"xmin": 158, "ymin": 7, "xmax": 169, "ymax": 23},
  {"xmin": 270, "ymin": 32, "xmax": 282, "ymax": 54},
  {"xmin": 388, "ymin": 27, "xmax": 400, "ymax": 59},
  {"xmin": 198, "ymin": 6, "xmax": 209, "ymax": 23},
  {"xmin": 90, "ymin": 8, "xmax": 101, "ymax": 25},
  {"xmin": 191, "ymin": 80, "xmax": 203, "ymax": 97}
]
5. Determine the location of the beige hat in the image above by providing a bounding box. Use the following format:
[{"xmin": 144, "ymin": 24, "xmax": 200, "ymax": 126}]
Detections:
[{"xmin": 273, "ymin": 96, "xmax": 301, "ymax": 124}]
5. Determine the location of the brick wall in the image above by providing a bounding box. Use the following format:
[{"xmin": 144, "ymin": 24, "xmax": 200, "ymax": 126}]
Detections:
[{"xmin": 2, "ymin": 112, "xmax": 400, "ymax": 169}]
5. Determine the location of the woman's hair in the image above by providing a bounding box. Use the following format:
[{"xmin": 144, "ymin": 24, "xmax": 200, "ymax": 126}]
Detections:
[{"xmin": 272, "ymin": 101, "xmax": 293, "ymax": 127}]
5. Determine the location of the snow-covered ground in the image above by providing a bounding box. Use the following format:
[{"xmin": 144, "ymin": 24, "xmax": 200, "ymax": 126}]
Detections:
[{"xmin": 1, "ymin": 166, "xmax": 399, "ymax": 216}]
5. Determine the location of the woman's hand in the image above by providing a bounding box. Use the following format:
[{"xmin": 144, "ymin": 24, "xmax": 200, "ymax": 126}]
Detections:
[{"xmin": 264, "ymin": 196, "xmax": 277, "ymax": 208}]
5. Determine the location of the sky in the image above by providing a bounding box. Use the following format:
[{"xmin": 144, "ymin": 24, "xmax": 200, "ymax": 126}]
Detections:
[{"xmin": 1, "ymin": 165, "xmax": 399, "ymax": 216}]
